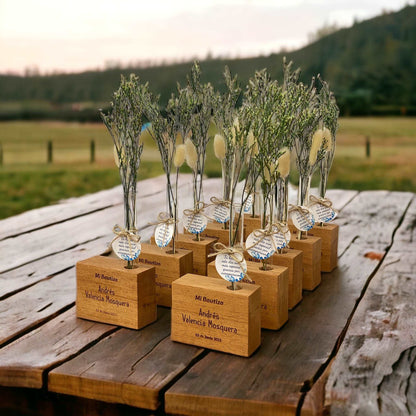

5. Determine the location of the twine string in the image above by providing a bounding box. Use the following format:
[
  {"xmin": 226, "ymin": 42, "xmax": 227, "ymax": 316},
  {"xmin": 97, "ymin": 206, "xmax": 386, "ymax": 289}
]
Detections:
[
  {"xmin": 245, "ymin": 228, "xmax": 278, "ymax": 254},
  {"xmin": 183, "ymin": 201, "xmax": 215, "ymax": 225},
  {"xmin": 149, "ymin": 211, "xmax": 179, "ymax": 226},
  {"xmin": 208, "ymin": 242, "xmax": 251, "ymax": 282},
  {"xmin": 288, "ymin": 204, "xmax": 314, "ymax": 226},
  {"xmin": 270, "ymin": 221, "xmax": 290, "ymax": 247},
  {"xmin": 308, "ymin": 195, "xmax": 333, "ymax": 208},
  {"xmin": 209, "ymin": 196, "xmax": 232, "ymax": 208},
  {"xmin": 110, "ymin": 224, "xmax": 141, "ymax": 257}
]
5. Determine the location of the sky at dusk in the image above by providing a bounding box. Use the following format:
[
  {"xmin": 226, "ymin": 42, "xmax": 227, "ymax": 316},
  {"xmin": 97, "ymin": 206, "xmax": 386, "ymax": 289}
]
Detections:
[{"xmin": 0, "ymin": 0, "xmax": 413, "ymax": 75}]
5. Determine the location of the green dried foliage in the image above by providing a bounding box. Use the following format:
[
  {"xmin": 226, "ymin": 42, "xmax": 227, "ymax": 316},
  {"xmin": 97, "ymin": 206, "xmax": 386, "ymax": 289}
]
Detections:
[
  {"xmin": 318, "ymin": 75, "xmax": 339, "ymax": 172},
  {"xmin": 100, "ymin": 74, "xmax": 146, "ymax": 230},
  {"xmin": 212, "ymin": 66, "xmax": 242, "ymax": 201},
  {"xmin": 179, "ymin": 62, "xmax": 216, "ymax": 206}
]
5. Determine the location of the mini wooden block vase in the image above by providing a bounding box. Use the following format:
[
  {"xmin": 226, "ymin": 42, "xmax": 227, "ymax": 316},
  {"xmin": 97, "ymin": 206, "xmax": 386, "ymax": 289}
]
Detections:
[
  {"xmin": 272, "ymin": 249, "xmax": 303, "ymax": 309},
  {"xmin": 136, "ymin": 243, "xmax": 193, "ymax": 307},
  {"xmin": 307, "ymin": 223, "xmax": 339, "ymax": 272},
  {"xmin": 289, "ymin": 236, "xmax": 322, "ymax": 291},
  {"xmin": 243, "ymin": 249, "xmax": 303, "ymax": 310},
  {"xmin": 76, "ymin": 256, "xmax": 157, "ymax": 330},
  {"xmin": 200, "ymin": 222, "xmax": 231, "ymax": 245},
  {"xmin": 173, "ymin": 233, "xmax": 218, "ymax": 276},
  {"xmin": 243, "ymin": 214, "xmax": 261, "ymax": 240},
  {"xmin": 208, "ymin": 261, "xmax": 288, "ymax": 330},
  {"xmin": 171, "ymin": 273, "xmax": 261, "ymax": 357}
]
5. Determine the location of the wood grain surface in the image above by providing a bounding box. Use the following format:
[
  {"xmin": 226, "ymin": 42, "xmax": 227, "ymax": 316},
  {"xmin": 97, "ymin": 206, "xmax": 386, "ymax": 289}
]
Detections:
[
  {"xmin": 49, "ymin": 308, "xmax": 204, "ymax": 410},
  {"xmin": 324, "ymin": 195, "xmax": 416, "ymax": 416},
  {"xmin": 0, "ymin": 179, "xmax": 413, "ymax": 416},
  {"xmin": 165, "ymin": 191, "xmax": 414, "ymax": 416},
  {"xmin": 0, "ymin": 308, "xmax": 116, "ymax": 388}
]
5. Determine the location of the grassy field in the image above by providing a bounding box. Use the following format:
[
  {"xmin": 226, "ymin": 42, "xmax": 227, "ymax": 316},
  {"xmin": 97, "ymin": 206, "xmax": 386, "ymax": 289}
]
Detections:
[{"xmin": 0, "ymin": 117, "xmax": 415, "ymax": 219}]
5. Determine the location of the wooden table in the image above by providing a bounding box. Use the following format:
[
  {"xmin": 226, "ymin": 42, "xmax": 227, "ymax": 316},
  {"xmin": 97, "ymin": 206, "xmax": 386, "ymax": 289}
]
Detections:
[{"xmin": 0, "ymin": 174, "xmax": 415, "ymax": 416}]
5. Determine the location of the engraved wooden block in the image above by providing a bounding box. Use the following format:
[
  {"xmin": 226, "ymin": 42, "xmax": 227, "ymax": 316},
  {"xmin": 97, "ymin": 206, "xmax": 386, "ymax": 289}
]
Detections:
[
  {"xmin": 171, "ymin": 273, "xmax": 261, "ymax": 357},
  {"xmin": 200, "ymin": 222, "xmax": 231, "ymax": 245},
  {"xmin": 76, "ymin": 256, "xmax": 157, "ymax": 330},
  {"xmin": 207, "ymin": 261, "xmax": 288, "ymax": 330},
  {"xmin": 174, "ymin": 233, "xmax": 218, "ymax": 276},
  {"xmin": 243, "ymin": 214, "xmax": 261, "ymax": 240},
  {"xmin": 307, "ymin": 223, "xmax": 339, "ymax": 272},
  {"xmin": 243, "ymin": 249, "xmax": 303, "ymax": 310},
  {"xmin": 272, "ymin": 248, "xmax": 303, "ymax": 309},
  {"xmin": 289, "ymin": 236, "xmax": 322, "ymax": 291},
  {"xmin": 136, "ymin": 243, "xmax": 193, "ymax": 307}
]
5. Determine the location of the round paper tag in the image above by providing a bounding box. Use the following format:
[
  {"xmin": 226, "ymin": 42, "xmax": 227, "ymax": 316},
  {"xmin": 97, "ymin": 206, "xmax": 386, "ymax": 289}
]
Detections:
[
  {"xmin": 290, "ymin": 207, "xmax": 315, "ymax": 232},
  {"xmin": 213, "ymin": 204, "xmax": 230, "ymax": 224},
  {"xmin": 183, "ymin": 212, "xmax": 208, "ymax": 234},
  {"xmin": 112, "ymin": 236, "xmax": 141, "ymax": 261},
  {"xmin": 243, "ymin": 193, "xmax": 253, "ymax": 213},
  {"xmin": 154, "ymin": 222, "xmax": 174, "ymax": 248},
  {"xmin": 309, "ymin": 203, "xmax": 337, "ymax": 223},
  {"xmin": 246, "ymin": 230, "xmax": 275, "ymax": 260},
  {"xmin": 215, "ymin": 252, "xmax": 247, "ymax": 282},
  {"xmin": 271, "ymin": 224, "xmax": 291, "ymax": 249}
]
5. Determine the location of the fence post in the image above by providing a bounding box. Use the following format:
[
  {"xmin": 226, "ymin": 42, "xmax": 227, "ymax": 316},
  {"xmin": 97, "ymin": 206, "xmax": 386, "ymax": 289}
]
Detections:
[
  {"xmin": 365, "ymin": 136, "xmax": 370, "ymax": 158},
  {"xmin": 90, "ymin": 140, "xmax": 95, "ymax": 163},
  {"xmin": 47, "ymin": 141, "xmax": 53, "ymax": 163}
]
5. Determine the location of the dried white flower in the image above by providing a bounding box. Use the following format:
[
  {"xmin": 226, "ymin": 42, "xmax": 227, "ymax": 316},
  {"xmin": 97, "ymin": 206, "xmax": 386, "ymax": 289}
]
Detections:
[
  {"xmin": 185, "ymin": 138, "xmax": 198, "ymax": 172},
  {"xmin": 309, "ymin": 129, "xmax": 324, "ymax": 165},
  {"xmin": 277, "ymin": 147, "xmax": 291, "ymax": 178},
  {"xmin": 323, "ymin": 127, "xmax": 332, "ymax": 152},
  {"xmin": 173, "ymin": 144, "xmax": 186, "ymax": 168},
  {"xmin": 213, "ymin": 134, "xmax": 226, "ymax": 161}
]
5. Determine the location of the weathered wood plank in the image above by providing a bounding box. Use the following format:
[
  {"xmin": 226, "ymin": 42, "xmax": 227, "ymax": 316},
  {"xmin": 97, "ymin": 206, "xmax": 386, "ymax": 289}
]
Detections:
[
  {"xmin": 324, "ymin": 196, "xmax": 416, "ymax": 416},
  {"xmin": 49, "ymin": 308, "xmax": 204, "ymax": 411},
  {"xmin": 164, "ymin": 191, "xmax": 413, "ymax": 416},
  {"xmin": 0, "ymin": 385, "xmax": 158, "ymax": 416},
  {"xmin": 0, "ymin": 174, "xmax": 192, "ymax": 241},
  {"xmin": 335, "ymin": 191, "xmax": 413, "ymax": 256},
  {"xmin": 0, "ymin": 269, "xmax": 76, "ymax": 346},
  {"xmin": 0, "ymin": 236, "xmax": 110, "ymax": 299},
  {"xmin": 325, "ymin": 189, "xmax": 358, "ymax": 211},
  {"xmin": 0, "ymin": 176, "xmax": 221, "ymax": 274},
  {"xmin": 0, "ymin": 185, "xmax": 121, "ymax": 242},
  {"xmin": 0, "ymin": 308, "xmax": 116, "ymax": 389},
  {"xmin": 165, "ymin": 242, "xmax": 386, "ymax": 416}
]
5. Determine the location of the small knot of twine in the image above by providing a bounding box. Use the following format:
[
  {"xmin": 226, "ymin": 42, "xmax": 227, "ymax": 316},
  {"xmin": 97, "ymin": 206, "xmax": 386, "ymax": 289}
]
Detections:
[
  {"xmin": 110, "ymin": 224, "xmax": 141, "ymax": 257},
  {"xmin": 183, "ymin": 201, "xmax": 214, "ymax": 225},
  {"xmin": 208, "ymin": 242, "xmax": 251, "ymax": 282},
  {"xmin": 183, "ymin": 201, "xmax": 209, "ymax": 217},
  {"xmin": 288, "ymin": 204, "xmax": 314, "ymax": 226},
  {"xmin": 245, "ymin": 228, "xmax": 278, "ymax": 254},
  {"xmin": 270, "ymin": 222, "xmax": 290, "ymax": 247},
  {"xmin": 210, "ymin": 196, "xmax": 232, "ymax": 208},
  {"xmin": 149, "ymin": 212, "xmax": 178, "ymax": 226},
  {"xmin": 309, "ymin": 195, "xmax": 333, "ymax": 208}
]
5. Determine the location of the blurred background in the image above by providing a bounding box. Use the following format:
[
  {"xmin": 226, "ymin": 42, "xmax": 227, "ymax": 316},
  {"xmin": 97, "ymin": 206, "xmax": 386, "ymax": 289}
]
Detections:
[{"xmin": 1, "ymin": 0, "xmax": 415, "ymax": 219}]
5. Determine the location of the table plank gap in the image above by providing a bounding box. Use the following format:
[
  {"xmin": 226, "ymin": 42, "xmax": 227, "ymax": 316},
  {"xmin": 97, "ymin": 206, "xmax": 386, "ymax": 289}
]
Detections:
[
  {"xmin": 0, "ymin": 235, "xmax": 111, "ymax": 299},
  {"xmin": 0, "ymin": 268, "xmax": 77, "ymax": 347},
  {"xmin": 0, "ymin": 174, "xmax": 194, "ymax": 241},
  {"xmin": 0, "ymin": 307, "xmax": 117, "ymax": 389},
  {"xmin": 0, "ymin": 176, "xmax": 219, "ymax": 274},
  {"xmin": 324, "ymin": 195, "xmax": 416, "ymax": 416},
  {"xmin": 164, "ymin": 191, "xmax": 413, "ymax": 416},
  {"xmin": 49, "ymin": 307, "xmax": 205, "ymax": 411}
]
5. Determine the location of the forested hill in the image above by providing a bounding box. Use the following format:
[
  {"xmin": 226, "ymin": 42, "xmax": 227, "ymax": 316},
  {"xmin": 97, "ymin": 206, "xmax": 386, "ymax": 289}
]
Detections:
[{"xmin": 1, "ymin": 5, "xmax": 415, "ymax": 119}]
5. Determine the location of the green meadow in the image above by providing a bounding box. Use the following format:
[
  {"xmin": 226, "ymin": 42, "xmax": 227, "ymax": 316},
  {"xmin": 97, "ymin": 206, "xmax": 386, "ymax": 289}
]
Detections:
[{"xmin": 0, "ymin": 117, "xmax": 415, "ymax": 219}]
